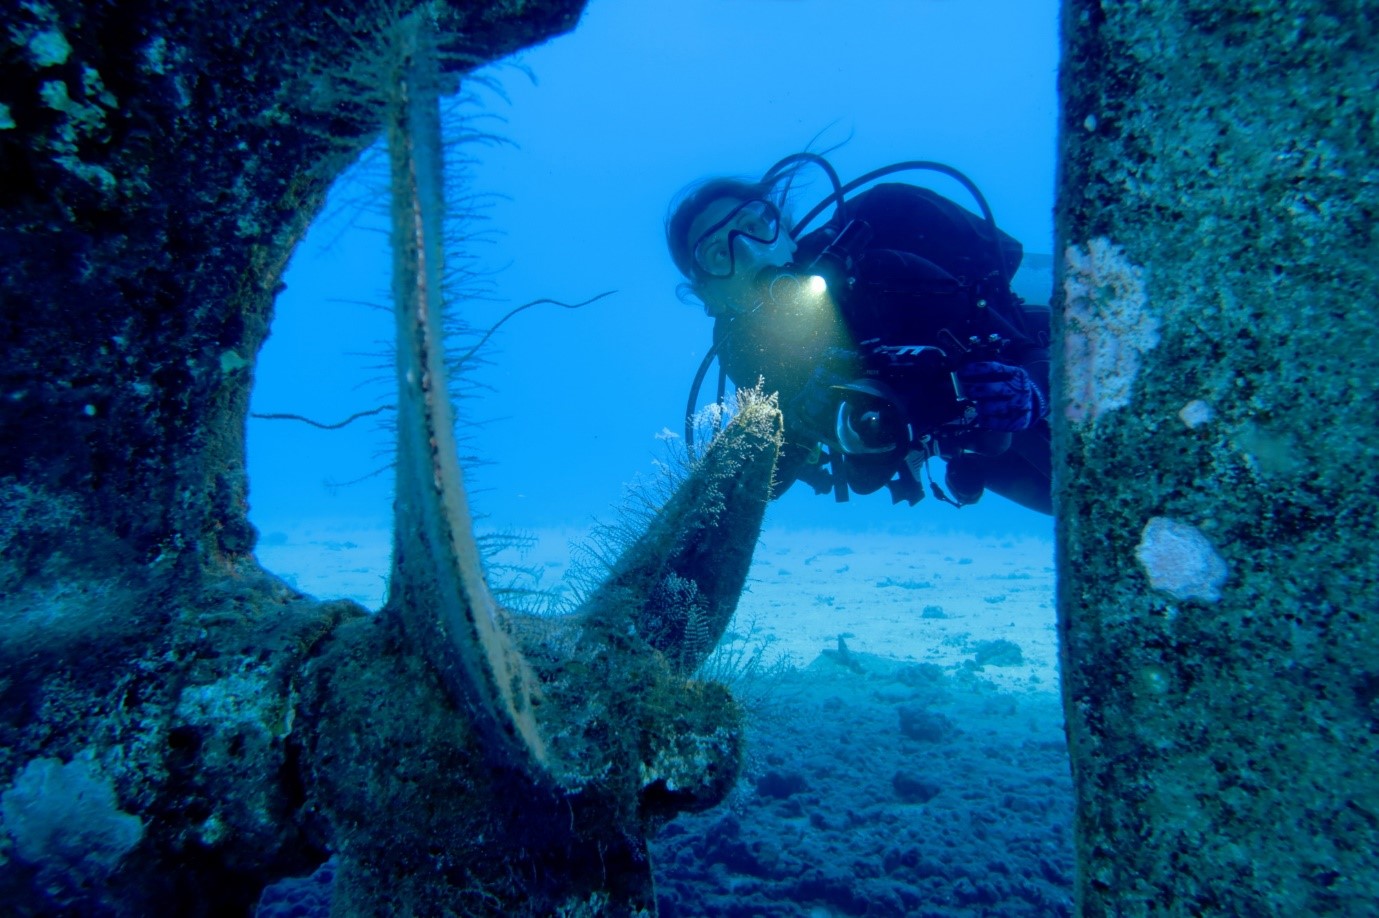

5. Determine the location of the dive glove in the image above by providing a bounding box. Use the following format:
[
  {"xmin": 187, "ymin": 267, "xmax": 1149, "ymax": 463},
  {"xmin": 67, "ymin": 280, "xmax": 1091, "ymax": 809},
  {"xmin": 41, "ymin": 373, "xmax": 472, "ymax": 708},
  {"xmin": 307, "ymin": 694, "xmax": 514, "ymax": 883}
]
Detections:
[{"xmin": 955, "ymin": 361, "xmax": 1049, "ymax": 432}]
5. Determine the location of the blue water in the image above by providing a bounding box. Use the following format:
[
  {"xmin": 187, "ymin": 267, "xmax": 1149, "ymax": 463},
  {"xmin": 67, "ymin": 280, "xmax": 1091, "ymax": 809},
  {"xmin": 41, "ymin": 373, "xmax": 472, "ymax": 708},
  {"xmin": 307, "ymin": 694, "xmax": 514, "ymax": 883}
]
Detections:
[{"xmin": 247, "ymin": 0, "xmax": 1058, "ymax": 553}]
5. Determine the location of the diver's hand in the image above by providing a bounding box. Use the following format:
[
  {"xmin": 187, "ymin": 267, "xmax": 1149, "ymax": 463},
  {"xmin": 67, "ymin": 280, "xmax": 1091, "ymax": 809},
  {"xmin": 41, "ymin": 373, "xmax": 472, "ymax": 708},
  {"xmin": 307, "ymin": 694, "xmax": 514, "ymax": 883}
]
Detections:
[
  {"xmin": 955, "ymin": 361, "xmax": 1048, "ymax": 432},
  {"xmin": 790, "ymin": 365, "xmax": 853, "ymax": 445}
]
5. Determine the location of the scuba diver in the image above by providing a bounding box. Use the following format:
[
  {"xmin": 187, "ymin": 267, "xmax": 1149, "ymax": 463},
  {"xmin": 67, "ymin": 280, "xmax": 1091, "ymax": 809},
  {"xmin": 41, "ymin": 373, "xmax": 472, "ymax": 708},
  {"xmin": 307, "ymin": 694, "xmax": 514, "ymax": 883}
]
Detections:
[{"xmin": 666, "ymin": 153, "xmax": 1052, "ymax": 515}]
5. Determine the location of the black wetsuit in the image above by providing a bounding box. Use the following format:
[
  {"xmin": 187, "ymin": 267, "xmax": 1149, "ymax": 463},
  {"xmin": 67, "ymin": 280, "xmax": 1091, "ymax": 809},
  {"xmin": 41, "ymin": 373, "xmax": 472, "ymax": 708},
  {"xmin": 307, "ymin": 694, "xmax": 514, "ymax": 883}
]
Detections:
[{"xmin": 713, "ymin": 183, "xmax": 1052, "ymax": 514}]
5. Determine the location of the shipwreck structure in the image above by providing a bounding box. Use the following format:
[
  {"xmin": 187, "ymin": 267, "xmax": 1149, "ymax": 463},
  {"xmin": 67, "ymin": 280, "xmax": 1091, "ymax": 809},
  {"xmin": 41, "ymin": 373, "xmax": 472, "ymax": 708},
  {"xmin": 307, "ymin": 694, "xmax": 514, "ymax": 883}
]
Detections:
[
  {"xmin": 1, "ymin": 1, "xmax": 784, "ymax": 914},
  {"xmin": 1054, "ymin": 1, "xmax": 1379, "ymax": 913},
  {"xmin": 2, "ymin": 0, "xmax": 1376, "ymax": 914}
]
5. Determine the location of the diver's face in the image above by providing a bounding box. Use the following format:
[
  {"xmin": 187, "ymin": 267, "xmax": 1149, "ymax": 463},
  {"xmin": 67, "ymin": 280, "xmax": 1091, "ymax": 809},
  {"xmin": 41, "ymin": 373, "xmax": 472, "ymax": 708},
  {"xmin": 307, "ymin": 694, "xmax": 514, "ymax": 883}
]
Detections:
[{"xmin": 687, "ymin": 197, "xmax": 796, "ymax": 316}]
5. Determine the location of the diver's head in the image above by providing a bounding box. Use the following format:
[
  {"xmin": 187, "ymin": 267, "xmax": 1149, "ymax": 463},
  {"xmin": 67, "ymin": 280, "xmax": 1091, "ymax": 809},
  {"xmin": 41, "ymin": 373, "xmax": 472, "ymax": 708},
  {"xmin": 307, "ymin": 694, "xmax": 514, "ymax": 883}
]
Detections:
[{"xmin": 666, "ymin": 177, "xmax": 797, "ymax": 318}]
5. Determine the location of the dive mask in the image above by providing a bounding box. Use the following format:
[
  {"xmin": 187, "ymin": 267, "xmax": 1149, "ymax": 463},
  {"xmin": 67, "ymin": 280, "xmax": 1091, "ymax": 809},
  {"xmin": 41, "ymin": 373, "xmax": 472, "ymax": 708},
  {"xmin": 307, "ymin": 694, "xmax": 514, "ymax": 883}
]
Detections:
[{"xmin": 691, "ymin": 199, "xmax": 789, "ymax": 280}]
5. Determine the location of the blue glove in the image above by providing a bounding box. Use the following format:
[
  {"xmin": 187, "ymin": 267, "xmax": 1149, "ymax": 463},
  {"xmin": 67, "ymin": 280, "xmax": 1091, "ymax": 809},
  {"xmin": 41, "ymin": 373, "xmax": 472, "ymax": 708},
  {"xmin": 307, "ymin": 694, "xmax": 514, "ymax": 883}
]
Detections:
[{"xmin": 955, "ymin": 361, "xmax": 1048, "ymax": 432}]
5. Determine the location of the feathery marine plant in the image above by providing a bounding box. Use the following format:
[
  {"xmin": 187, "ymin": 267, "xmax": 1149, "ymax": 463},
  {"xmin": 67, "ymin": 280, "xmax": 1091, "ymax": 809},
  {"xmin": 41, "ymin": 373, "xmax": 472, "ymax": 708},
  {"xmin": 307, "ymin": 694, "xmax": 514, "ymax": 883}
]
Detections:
[
  {"xmin": 255, "ymin": 7, "xmax": 619, "ymax": 586},
  {"xmin": 257, "ymin": 7, "xmax": 608, "ymax": 612},
  {"xmin": 503, "ymin": 388, "xmax": 784, "ymax": 679},
  {"xmin": 558, "ymin": 384, "xmax": 781, "ymax": 615}
]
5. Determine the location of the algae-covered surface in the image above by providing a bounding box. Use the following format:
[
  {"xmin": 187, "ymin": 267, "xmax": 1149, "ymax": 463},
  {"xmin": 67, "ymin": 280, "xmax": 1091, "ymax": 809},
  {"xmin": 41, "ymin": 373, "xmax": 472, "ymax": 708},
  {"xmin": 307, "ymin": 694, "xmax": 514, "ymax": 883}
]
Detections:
[{"xmin": 254, "ymin": 524, "xmax": 1072, "ymax": 916}]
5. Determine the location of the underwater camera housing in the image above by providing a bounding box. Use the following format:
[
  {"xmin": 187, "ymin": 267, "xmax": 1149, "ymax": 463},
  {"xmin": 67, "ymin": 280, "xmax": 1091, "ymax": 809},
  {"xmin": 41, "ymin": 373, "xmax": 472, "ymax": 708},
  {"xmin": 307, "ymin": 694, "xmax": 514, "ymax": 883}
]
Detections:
[
  {"xmin": 827, "ymin": 344, "xmax": 965, "ymax": 457},
  {"xmin": 835, "ymin": 331, "xmax": 1012, "ymax": 452},
  {"xmin": 846, "ymin": 344, "xmax": 965, "ymax": 445}
]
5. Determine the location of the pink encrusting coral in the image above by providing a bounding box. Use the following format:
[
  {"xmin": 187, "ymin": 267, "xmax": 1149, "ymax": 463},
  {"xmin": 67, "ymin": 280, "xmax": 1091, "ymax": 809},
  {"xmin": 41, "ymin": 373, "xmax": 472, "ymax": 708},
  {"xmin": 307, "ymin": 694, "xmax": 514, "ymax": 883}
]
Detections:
[
  {"xmin": 1062, "ymin": 238, "xmax": 1160, "ymax": 425},
  {"xmin": 1134, "ymin": 516, "xmax": 1229, "ymax": 603}
]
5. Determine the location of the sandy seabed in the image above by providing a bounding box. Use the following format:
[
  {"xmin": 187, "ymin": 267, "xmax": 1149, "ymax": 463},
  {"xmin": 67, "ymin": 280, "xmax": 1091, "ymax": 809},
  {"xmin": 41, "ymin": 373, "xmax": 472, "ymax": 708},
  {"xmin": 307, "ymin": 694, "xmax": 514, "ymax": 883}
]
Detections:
[
  {"xmin": 253, "ymin": 522, "xmax": 1059, "ymax": 692},
  {"xmin": 255, "ymin": 521, "xmax": 1073, "ymax": 917}
]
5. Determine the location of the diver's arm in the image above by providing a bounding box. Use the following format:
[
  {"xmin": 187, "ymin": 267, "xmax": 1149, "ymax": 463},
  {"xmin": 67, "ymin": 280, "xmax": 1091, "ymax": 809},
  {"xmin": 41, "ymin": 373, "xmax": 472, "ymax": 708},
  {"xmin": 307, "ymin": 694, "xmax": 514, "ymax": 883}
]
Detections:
[{"xmin": 771, "ymin": 440, "xmax": 832, "ymax": 498}]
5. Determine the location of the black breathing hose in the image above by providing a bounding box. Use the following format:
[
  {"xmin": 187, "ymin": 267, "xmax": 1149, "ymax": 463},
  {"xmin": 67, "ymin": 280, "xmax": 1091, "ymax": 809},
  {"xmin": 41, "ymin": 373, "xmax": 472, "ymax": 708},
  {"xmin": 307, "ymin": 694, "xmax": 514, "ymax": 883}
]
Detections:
[
  {"xmin": 684, "ymin": 334, "xmax": 726, "ymax": 447},
  {"xmin": 759, "ymin": 151, "xmax": 847, "ymax": 233},
  {"xmin": 792, "ymin": 160, "xmax": 1009, "ymax": 287}
]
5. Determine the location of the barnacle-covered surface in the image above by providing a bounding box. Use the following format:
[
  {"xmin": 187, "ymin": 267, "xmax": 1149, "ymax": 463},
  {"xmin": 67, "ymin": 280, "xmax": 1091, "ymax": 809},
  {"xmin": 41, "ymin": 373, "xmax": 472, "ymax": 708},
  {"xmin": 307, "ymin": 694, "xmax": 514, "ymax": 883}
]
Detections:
[
  {"xmin": 0, "ymin": 1, "xmax": 787, "ymax": 915},
  {"xmin": 0, "ymin": 0, "xmax": 585, "ymax": 573},
  {"xmin": 1055, "ymin": 0, "xmax": 1379, "ymax": 912},
  {"xmin": 298, "ymin": 396, "xmax": 780, "ymax": 913}
]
